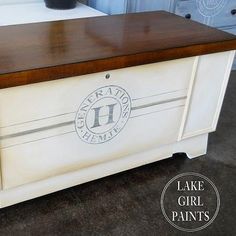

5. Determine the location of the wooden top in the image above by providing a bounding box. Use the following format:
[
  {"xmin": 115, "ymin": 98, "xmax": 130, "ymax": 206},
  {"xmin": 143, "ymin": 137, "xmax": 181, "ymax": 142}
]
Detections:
[{"xmin": 0, "ymin": 11, "xmax": 236, "ymax": 88}]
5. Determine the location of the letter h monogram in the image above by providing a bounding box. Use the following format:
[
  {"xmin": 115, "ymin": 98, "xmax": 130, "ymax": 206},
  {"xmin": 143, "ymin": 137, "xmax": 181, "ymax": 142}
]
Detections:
[{"xmin": 91, "ymin": 103, "xmax": 117, "ymax": 128}]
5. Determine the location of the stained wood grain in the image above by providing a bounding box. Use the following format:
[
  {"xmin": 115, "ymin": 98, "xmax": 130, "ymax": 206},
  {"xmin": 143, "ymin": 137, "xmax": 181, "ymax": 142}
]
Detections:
[{"xmin": 0, "ymin": 11, "xmax": 236, "ymax": 88}]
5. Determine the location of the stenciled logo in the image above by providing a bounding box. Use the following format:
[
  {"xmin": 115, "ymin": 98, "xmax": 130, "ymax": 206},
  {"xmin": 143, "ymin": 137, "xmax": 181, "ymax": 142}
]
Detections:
[
  {"xmin": 75, "ymin": 85, "xmax": 131, "ymax": 144},
  {"xmin": 197, "ymin": 0, "xmax": 228, "ymax": 17}
]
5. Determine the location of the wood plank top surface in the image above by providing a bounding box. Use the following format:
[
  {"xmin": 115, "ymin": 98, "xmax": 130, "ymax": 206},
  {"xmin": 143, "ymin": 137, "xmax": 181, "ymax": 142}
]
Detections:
[{"xmin": 0, "ymin": 11, "xmax": 236, "ymax": 88}]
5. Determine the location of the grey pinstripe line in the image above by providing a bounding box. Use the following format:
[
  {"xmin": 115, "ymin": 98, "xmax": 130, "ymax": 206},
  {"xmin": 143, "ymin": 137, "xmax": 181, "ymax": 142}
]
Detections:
[
  {"xmin": 130, "ymin": 105, "xmax": 185, "ymax": 119},
  {"xmin": 0, "ymin": 111, "xmax": 77, "ymax": 129},
  {"xmin": 132, "ymin": 89, "xmax": 187, "ymax": 101},
  {"xmin": 1, "ymin": 131, "xmax": 76, "ymax": 149},
  {"xmin": 131, "ymin": 96, "xmax": 187, "ymax": 111},
  {"xmin": 0, "ymin": 121, "xmax": 74, "ymax": 140},
  {"xmin": 0, "ymin": 96, "xmax": 187, "ymax": 141}
]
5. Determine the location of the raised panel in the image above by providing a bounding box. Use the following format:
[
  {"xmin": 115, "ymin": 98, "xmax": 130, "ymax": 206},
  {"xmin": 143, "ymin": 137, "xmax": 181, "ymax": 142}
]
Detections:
[{"xmin": 181, "ymin": 51, "xmax": 235, "ymax": 139}]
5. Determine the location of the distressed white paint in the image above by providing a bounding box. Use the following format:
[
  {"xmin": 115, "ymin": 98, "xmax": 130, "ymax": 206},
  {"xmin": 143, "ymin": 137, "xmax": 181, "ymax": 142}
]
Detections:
[{"xmin": 0, "ymin": 50, "xmax": 234, "ymax": 207}]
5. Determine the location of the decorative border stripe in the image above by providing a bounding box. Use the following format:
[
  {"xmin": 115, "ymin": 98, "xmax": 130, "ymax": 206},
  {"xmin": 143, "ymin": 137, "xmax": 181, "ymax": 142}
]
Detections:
[
  {"xmin": 131, "ymin": 96, "xmax": 187, "ymax": 111},
  {"xmin": 0, "ymin": 121, "xmax": 74, "ymax": 140}
]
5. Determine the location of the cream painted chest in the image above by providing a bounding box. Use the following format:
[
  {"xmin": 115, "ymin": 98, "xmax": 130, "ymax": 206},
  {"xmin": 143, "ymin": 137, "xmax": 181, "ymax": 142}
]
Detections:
[{"xmin": 0, "ymin": 11, "xmax": 235, "ymax": 208}]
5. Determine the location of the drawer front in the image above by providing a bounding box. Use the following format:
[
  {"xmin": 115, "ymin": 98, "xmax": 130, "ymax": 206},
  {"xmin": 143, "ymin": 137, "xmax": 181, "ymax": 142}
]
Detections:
[
  {"xmin": 175, "ymin": 0, "xmax": 236, "ymax": 28},
  {"xmin": 0, "ymin": 57, "xmax": 195, "ymax": 189}
]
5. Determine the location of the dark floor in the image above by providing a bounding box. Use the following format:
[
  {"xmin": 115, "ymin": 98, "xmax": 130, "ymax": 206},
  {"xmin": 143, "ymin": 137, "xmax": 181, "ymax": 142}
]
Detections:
[{"xmin": 0, "ymin": 72, "xmax": 236, "ymax": 236}]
